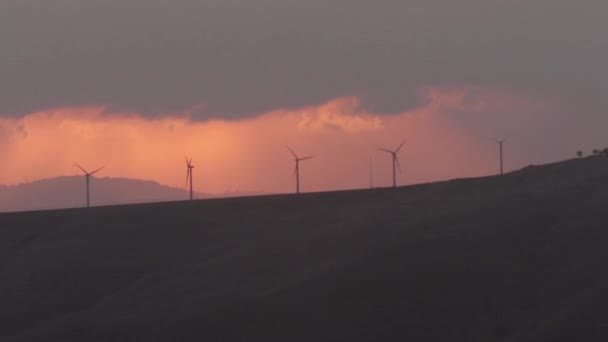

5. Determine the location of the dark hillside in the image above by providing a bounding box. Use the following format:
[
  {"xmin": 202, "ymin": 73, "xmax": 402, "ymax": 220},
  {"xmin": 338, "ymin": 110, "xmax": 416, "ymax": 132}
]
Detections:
[{"xmin": 1, "ymin": 156, "xmax": 608, "ymax": 341}]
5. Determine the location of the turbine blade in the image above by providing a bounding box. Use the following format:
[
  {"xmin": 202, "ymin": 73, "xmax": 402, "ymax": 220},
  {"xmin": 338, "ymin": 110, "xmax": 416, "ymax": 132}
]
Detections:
[
  {"xmin": 299, "ymin": 156, "xmax": 312, "ymax": 161},
  {"xmin": 90, "ymin": 166, "xmax": 104, "ymax": 175},
  {"xmin": 377, "ymin": 148, "xmax": 393, "ymax": 154},
  {"xmin": 395, "ymin": 139, "xmax": 406, "ymax": 153},
  {"xmin": 286, "ymin": 145, "xmax": 298, "ymax": 159},
  {"xmin": 395, "ymin": 156, "xmax": 402, "ymax": 173},
  {"xmin": 74, "ymin": 163, "xmax": 88, "ymax": 174},
  {"xmin": 185, "ymin": 168, "xmax": 191, "ymax": 187}
]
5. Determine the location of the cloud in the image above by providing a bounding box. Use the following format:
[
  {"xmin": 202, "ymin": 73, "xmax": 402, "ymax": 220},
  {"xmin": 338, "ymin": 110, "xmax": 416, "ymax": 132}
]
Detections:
[
  {"xmin": 3, "ymin": 85, "xmax": 604, "ymax": 197},
  {"xmin": 1, "ymin": 0, "xmax": 608, "ymax": 118},
  {"xmin": 293, "ymin": 98, "xmax": 383, "ymax": 133}
]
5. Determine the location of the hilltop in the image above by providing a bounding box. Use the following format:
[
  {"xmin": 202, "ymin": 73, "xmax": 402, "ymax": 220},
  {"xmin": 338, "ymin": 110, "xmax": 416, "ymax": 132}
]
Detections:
[
  {"xmin": 1, "ymin": 176, "xmax": 221, "ymax": 213},
  {"xmin": 1, "ymin": 156, "xmax": 607, "ymax": 341}
]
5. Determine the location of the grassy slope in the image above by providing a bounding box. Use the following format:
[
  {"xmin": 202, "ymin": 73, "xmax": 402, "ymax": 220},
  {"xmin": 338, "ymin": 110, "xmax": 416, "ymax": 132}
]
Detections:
[{"xmin": 1, "ymin": 157, "xmax": 607, "ymax": 341}]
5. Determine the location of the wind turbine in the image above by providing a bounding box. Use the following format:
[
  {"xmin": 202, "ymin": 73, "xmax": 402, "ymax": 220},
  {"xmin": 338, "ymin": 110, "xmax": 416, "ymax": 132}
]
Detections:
[
  {"xmin": 185, "ymin": 157, "xmax": 194, "ymax": 200},
  {"xmin": 490, "ymin": 137, "xmax": 508, "ymax": 175},
  {"xmin": 74, "ymin": 164, "xmax": 104, "ymax": 208},
  {"xmin": 369, "ymin": 156, "xmax": 374, "ymax": 189},
  {"xmin": 378, "ymin": 139, "xmax": 406, "ymax": 188},
  {"xmin": 287, "ymin": 146, "xmax": 312, "ymax": 194}
]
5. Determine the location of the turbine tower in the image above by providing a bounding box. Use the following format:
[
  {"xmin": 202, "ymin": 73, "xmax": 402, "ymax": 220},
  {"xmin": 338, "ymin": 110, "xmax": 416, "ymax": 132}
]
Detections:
[
  {"xmin": 74, "ymin": 164, "xmax": 104, "ymax": 208},
  {"xmin": 491, "ymin": 138, "xmax": 508, "ymax": 175},
  {"xmin": 287, "ymin": 146, "xmax": 312, "ymax": 194},
  {"xmin": 369, "ymin": 156, "xmax": 374, "ymax": 189},
  {"xmin": 185, "ymin": 157, "xmax": 194, "ymax": 200},
  {"xmin": 378, "ymin": 139, "xmax": 405, "ymax": 188}
]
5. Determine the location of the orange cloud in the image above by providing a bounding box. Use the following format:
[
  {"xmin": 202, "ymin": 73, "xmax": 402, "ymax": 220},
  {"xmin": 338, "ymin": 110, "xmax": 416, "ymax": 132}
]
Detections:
[
  {"xmin": 0, "ymin": 87, "xmax": 539, "ymax": 195},
  {"xmin": 292, "ymin": 97, "xmax": 383, "ymax": 133}
]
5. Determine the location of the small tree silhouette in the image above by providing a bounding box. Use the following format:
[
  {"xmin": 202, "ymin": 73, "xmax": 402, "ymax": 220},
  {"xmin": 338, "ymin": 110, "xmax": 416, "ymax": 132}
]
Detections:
[
  {"xmin": 593, "ymin": 149, "xmax": 600, "ymax": 155},
  {"xmin": 576, "ymin": 151, "xmax": 583, "ymax": 158}
]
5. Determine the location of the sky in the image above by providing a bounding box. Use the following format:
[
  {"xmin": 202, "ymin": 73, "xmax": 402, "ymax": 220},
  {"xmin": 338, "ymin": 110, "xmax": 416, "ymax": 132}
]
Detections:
[{"xmin": 1, "ymin": 1, "xmax": 607, "ymax": 195}]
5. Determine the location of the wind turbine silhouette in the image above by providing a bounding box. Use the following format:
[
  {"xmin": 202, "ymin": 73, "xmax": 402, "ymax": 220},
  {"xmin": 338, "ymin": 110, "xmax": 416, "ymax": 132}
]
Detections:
[
  {"xmin": 185, "ymin": 157, "xmax": 194, "ymax": 200},
  {"xmin": 490, "ymin": 137, "xmax": 508, "ymax": 175},
  {"xmin": 369, "ymin": 156, "xmax": 374, "ymax": 189},
  {"xmin": 74, "ymin": 164, "xmax": 104, "ymax": 208},
  {"xmin": 287, "ymin": 146, "xmax": 312, "ymax": 194},
  {"xmin": 378, "ymin": 139, "xmax": 406, "ymax": 188}
]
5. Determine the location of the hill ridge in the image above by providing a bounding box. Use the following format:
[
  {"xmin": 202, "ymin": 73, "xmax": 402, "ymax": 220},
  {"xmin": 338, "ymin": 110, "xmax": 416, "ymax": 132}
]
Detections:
[{"xmin": 1, "ymin": 156, "xmax": 608, "ymax": 341}]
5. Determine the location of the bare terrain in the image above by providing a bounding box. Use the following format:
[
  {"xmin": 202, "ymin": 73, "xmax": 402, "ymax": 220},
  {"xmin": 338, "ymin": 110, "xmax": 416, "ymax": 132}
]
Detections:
[{"xmin": 1, "ymin": 156, "xmax": 607, "ymax": 341}]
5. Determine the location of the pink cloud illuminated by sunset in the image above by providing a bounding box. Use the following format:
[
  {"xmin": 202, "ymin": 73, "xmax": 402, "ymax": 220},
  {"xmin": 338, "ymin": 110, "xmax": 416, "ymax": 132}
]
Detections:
[{"xmin": 0, "ymin": 86, "xmax": 600, "ymax": 195}]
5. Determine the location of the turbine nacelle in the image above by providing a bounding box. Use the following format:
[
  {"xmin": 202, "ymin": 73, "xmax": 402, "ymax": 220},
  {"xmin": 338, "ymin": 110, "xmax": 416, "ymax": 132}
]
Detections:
[
  {"xmin": 74, "ymin": 163, "xmax": 104, "ymax": 177},
  {"xmin": 489, "ymin": 137, "xmax": 508, "ymax": 144},
  {"xmin": 287, "ymin": 146, "xmax": 312, "ymax": 162},
  {"xmin": 286, "ymin": 146, "xmax": 313, "ymax": 164}
]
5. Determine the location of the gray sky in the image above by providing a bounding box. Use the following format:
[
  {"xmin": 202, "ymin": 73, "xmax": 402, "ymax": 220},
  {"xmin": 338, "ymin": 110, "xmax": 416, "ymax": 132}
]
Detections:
[{"xmin": 1, "ymin": 0, "xmax": 607, "ymax": 118}]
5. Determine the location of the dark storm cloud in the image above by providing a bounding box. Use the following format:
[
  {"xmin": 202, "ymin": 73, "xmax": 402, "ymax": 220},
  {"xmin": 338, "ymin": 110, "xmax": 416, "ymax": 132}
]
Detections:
[{"xmin": 1, "ymin": 0, "xmax": 607, "ymax": 118}]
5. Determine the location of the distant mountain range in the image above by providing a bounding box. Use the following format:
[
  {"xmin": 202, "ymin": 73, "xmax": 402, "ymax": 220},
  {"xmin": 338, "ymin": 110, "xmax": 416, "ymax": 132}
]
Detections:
[{"xmin": 0, "ymin": 176, "xmax": 258, "ymax": 212}]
